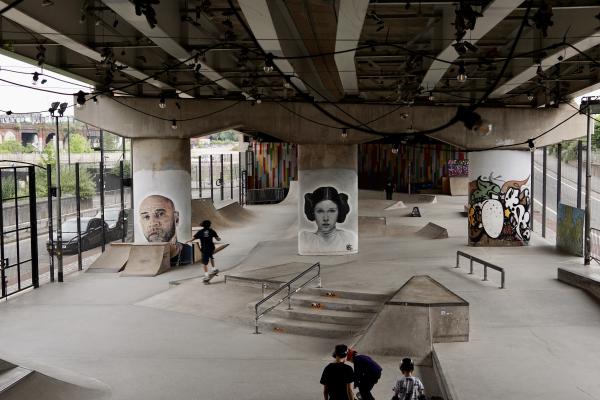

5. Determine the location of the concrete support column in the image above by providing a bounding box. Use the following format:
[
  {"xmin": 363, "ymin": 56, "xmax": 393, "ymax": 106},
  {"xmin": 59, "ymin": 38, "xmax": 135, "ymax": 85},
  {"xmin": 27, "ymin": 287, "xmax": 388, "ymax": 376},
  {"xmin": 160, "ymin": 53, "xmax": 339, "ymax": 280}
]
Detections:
[
  {"xmin": 132, "ymin": 138, "xmax": 192, "ymax": 248},
  {"xmin": 298, "ymin": 144, "xmax": 358, "ymax": 255},
  {"xmin": 468, "ymin": 150, "xmax": 531, "ymax": 246}
]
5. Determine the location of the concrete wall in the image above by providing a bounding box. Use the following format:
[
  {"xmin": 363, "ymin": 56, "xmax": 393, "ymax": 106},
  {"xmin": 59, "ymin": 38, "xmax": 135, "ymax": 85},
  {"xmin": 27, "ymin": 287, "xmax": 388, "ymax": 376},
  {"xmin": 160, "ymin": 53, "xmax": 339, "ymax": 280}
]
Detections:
[
  {"xmin": 468, "ymin": 150, "xmax": 531, "ymax": 246},
  {"xmin": 132, "ymin": 138, "xmax": 191, "ymax": 245},
  {"xmin": 298, "ymin": 144, "xmax": 358, "ymax": 255}
]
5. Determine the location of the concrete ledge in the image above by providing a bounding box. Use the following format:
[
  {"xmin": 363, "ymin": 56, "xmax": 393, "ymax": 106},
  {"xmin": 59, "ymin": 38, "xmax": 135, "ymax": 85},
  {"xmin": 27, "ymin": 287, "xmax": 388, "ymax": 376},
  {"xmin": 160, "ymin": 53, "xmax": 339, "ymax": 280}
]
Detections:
[
  {"xmin": 432, "ymin": 348, "xmax": 457, "ymax": 400},
  {"xmin": 557, "ymin": 266, "xmax": 600, "ymax": 301}
]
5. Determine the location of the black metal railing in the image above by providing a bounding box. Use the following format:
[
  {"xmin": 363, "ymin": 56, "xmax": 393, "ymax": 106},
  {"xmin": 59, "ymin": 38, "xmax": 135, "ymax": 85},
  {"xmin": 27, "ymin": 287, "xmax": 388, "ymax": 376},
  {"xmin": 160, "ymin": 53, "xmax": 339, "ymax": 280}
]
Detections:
[
  {"xmin": 455, "ymin": 251, "xmax": 505, "ymax": 289},
  {"xmin": 254, "ymin": 262, "xmax": 321, "ymax": 334}
]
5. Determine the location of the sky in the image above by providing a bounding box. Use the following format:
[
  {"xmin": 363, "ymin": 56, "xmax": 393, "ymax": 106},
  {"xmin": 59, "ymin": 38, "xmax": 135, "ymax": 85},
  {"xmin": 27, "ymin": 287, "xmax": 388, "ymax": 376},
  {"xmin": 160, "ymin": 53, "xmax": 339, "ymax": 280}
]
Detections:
[{"xmin": 0, "ymin": 53, "xmax": 92, "ymax": 117}]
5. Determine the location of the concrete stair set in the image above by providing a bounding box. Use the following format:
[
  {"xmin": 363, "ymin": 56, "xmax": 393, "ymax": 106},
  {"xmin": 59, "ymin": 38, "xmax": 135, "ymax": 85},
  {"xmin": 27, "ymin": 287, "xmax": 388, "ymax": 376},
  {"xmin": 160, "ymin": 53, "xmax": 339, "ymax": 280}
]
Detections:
[
  {"xmin": 0, "ymin": 360, "xmax": 32, "ymax": 397},
  {"xmin": 234, "ymin": 281, "xmax": 389, "ymax": 337}
]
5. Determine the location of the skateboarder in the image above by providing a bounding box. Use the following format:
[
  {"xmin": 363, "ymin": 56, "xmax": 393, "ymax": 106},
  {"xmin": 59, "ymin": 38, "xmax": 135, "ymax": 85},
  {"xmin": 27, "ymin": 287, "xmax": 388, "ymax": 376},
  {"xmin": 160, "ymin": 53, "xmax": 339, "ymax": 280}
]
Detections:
[
  {"xmin": 385, "ymin": 179, "xmax": 395, "ymax": 200},
  {"xmin": 188, "ymin": 220, "xmax": 221, "ymax": 282},
  {"xmin": 346, "ymin": 349, "xmax": 382, "ymax": 400},
  {"xmin": 320, "ymin": 344, "xmax": 354, "ymax": 400}
]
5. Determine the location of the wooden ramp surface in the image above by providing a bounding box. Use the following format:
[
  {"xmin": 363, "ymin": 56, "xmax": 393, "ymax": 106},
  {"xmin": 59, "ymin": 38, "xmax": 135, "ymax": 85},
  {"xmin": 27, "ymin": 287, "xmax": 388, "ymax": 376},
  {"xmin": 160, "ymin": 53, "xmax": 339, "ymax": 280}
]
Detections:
[
  {"xmin": 86, "ymin": 244, "xmax": 131, "ymax": 273},
  {"xmin": 192, "ymin": 242, "xmax": 230, "ymax": 263},
  {"xmin": 120, "ymin": 244, "xmax": 170, "ymax": 277}
]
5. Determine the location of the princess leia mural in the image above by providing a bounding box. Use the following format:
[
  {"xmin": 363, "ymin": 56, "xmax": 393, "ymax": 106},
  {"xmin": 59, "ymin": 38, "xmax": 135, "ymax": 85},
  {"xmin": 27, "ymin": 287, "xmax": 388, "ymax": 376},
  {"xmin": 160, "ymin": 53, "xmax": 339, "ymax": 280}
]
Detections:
[{"xmin": 299, "ymin": 186, "xmax": 357, "ymax": 254}]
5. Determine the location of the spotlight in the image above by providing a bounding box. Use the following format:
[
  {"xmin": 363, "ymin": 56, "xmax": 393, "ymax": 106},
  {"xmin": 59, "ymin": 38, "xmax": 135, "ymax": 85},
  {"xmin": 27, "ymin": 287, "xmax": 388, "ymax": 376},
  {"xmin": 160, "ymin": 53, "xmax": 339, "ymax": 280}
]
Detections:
[
  {"xmin": 75, "ymin": 90, "xmax": 87, "ymax": 108},
  {"xmin": 58, "ymin": 102, "xmax": 68, "ymax": 117},
  {"xmin": 457, "ymin": 62, "xmax": 467, "ymax": 83},
  {"xmin": 263, "ymin": 53, "xmax": 275, "ymax": 74},
  {"xmin": 341, "ymin": 128, "xmax": 348, "ymax": 139},
  {"xmin": 48, "ymin": 102, "xmax": 60, "ymax": 117},
  {"xmin": 527, "ymin": 93, "xmax": 534, "ymax": 101},
  {"xmin": 428, "ymin": 91, "xmax": 434, "ymax": 101},
  {"xmin": 528, "ymin": 139, "xmax": 535, "ymax": 152},
  {"xmin": 456, "ymin": 106, "xmax": 492, "ymax": 136},
  {"xmin": 159, "ymin": 95, "xmax": 166, "ymax": 109},
  {"xmin": 171, "ymin": 119, "xmax": 178, "ymax": 130},
  {"xmin": 32, "ymin": 72, "xmax": 39, "ymax": 85},
  {"xmin": 391, "ymin": 143, "xmax": 399, "ymax": 154}
]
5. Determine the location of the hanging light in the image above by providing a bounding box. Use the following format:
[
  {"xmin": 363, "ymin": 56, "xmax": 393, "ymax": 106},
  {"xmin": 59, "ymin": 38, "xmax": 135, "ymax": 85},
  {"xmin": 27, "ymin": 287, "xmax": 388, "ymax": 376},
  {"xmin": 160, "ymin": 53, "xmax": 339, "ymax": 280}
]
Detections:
[
  {"xmin": 528, "ymin": 139, "xmax": 535, "ymax": 152},
  {"xmin": 428, "ymin": 91, "xmax": 434, "ymax": 101},
  {"xmin": 263, "ymin": 53, "xmax": 275, "ymax": 74},
  {"xmin": 171, "ymin": 119, "xmax": 178, "ymax": 130},
  {"xmin": 527, "ymin": 93, "xmax": 534, "ymax": 101},
  {"xmin": 341, "ymin": 128, "xmax": 348, "ymax": 138},
  {"xmin": 93, "ymin": 97, "xmax": 99, "ymax": 105},
  {"xmin": 75, "ymin": 90, "xmax": 87, "ymax": 108},
  {"xmin": 159, "ymin": 95, "xmax": 166, "ymax": 109},
  {"xmin": 391, "ymin": 143, "xmax": 399, "ymax": 154},
  {"xmin": 32, "ymin": 72, "xmax": 40, "ymax": 85},
  {"xmin": 283, "ymin": 76, "xmax": 292, "ymax": 89},
  {"xmin": 457, "ymin": 62, "xmax": 467, "ymax": 83}
]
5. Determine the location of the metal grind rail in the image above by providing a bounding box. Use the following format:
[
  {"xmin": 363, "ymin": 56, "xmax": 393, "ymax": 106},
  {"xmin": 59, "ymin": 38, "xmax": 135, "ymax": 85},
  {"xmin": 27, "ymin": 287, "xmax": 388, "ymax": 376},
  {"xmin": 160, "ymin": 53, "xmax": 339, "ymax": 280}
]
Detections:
[
  {"xmin": 254, "ymin": 262, "xmax": 321, "ymax": 334},
  {"xmin": 455, "ymin": 251, "xmax": 505, "ymax": 289}
]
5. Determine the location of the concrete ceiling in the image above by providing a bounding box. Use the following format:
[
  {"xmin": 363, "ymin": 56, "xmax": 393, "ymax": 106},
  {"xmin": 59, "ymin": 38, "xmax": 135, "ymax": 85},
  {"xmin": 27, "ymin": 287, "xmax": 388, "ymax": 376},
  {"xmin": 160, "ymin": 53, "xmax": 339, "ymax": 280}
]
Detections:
[{"xmin": 0, "ymin": 0, "xmax": 599, "ymax": 145}]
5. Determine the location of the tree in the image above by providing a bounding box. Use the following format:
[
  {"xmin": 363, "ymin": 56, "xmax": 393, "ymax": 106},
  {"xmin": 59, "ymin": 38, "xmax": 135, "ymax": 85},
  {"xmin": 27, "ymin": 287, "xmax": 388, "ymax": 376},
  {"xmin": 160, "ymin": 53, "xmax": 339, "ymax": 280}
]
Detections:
[
  {"xmin": 68, "ymin": 133, "xmax": 93, "ymax": 153},
  {"xmin": 0, "ymin": 140, "xmax": 25, "ymax": 154}
]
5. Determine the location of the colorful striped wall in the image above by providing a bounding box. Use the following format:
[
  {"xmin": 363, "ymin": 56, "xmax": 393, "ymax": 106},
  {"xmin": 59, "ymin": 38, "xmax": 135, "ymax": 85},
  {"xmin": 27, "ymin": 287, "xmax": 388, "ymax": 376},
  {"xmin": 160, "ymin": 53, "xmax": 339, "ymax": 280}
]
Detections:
[
  {"xmin": 250, "ymin": 142, "xmax": 298, "ymax": 189},
  {"xmin": 358, "ymin": 143, "xmax": 467, "ymax": 191}
]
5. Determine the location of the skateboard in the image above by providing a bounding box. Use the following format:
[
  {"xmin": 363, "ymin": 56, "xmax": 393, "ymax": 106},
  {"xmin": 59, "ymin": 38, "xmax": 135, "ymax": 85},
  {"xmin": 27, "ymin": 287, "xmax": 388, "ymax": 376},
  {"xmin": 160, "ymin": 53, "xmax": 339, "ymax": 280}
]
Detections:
[{"xmin": 203, "ymin": 270, "xmax": 219, "ymax": 284}]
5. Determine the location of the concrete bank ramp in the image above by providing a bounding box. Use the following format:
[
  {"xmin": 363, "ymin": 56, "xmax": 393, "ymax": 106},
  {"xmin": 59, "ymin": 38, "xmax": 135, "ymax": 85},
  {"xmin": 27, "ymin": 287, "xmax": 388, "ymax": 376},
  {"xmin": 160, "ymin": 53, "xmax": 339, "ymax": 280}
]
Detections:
[
  {"xmin": 0, "ymin": 358, "xmax": 110, "ymax": 400},
  {"xmin": 359, "ymin": 217, "xmax": 421, "ymax": 238},
  {"xmin": 358, "ymin": 190, "xmax": 437, "ymax": 204},
  {"xmin": 416, "ymin": 223, "xmax": 449, "ymax": 239},
  {"xmin": 355, "ymin": 275, "xmax": 469, "ymax": 365},
  {"xmin": 85, "ymin": 243, "xmax": 131, "ymax": 273},
  {"xmin": 191, "ymin": 199, "xmax": 256, "ymax": 228},
  {"xmin": 218, "ymin": 202, "xmax": 255, "ymax": 223},
  {"xmin": 120, "ymin": 244, "xmax": 170, "ymax": 277},
  {"xmin": 279, "ymin": 180, "xmax": 299, "ymax": 206}
]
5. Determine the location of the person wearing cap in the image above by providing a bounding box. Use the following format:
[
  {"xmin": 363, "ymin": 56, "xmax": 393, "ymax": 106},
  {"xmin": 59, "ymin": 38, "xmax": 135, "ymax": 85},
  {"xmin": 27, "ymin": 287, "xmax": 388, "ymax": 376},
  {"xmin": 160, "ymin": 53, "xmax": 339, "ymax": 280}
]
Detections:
[
  {"xmin": 392, "ymin": 358, "xmax": 426, "ymax": 400},
  {"xmin": 346, "ymin": 349, "xmax": 382, "ymax": 400},
  {"xmin": 320, "ymin": 344, "xmax": 354, "ymax": 400}
]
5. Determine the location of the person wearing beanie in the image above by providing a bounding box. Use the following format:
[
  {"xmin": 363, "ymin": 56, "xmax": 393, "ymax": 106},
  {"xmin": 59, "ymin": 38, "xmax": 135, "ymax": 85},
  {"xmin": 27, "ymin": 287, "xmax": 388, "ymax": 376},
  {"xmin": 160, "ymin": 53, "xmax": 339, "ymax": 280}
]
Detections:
[
  {"xmin": 392, "ymin": 358, "xmax": 425, "ymax": 400},
  {"xmin": 346, "ymin": 349, "xmax": 382, "ymax": 400},
  {"xmin": 320, "ymin": 344, "xmax": 354, "ymax": 400},
  {"xmin": 187, "ymin": 219, "xmax": 221, "ymax": 282}
]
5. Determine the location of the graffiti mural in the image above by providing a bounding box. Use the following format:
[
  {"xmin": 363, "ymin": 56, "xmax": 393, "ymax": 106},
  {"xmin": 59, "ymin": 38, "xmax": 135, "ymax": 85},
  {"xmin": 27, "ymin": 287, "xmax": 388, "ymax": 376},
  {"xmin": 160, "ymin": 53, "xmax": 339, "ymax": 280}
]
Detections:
[
  {"xmin": 448, "ymin": 160, "xmax": 469, "ymax": 177},
  {"xmin": 468, "ymin": 173, "xmax": 531, "ymax": 246}
]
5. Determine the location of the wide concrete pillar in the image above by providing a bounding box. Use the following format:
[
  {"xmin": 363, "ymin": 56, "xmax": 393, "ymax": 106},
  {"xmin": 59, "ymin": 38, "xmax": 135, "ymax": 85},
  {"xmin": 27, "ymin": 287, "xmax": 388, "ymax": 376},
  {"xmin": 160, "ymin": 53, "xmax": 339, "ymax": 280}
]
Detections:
[
  {"xmin": 298, "ymin": 144, "xmax": 358, "ymax": 255},
  {"xmin": 132, "ymin": 138, "xmax": 192, "ymax": 249},
  {"xmin": 468, "ymin": 150, "xmax": 531, "ymax": 246}
]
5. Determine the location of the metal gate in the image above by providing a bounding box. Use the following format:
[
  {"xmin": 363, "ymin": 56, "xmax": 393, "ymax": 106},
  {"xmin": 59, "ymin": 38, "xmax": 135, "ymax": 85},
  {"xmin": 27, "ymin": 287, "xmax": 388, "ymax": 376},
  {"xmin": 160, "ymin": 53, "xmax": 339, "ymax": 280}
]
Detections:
[{"xmin": 0, "ymin": 166, "xmax": 39, "ymax": 299}]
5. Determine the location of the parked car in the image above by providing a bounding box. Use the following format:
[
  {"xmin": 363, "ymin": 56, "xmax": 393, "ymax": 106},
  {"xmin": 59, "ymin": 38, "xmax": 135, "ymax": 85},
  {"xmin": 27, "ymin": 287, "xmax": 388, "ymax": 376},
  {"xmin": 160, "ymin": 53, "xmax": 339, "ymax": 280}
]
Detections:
[
  {"xmin": 94, "ymin": 208, "xmax": 128, "ymax": 242},
  {"xmin": 46, "ymin": 217, "xmax": 108, "ymax": 255}
]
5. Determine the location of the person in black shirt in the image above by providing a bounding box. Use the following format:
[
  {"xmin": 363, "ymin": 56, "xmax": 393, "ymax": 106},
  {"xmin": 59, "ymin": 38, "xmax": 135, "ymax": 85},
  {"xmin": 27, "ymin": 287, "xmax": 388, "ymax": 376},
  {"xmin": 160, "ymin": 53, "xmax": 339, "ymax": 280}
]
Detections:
[
  {"xmin": 320, "ymin": 344, "xmax": 354, "ymax": 400},
  {"xmin": 385, "ymin": 180, "xmax": 395, "ymax": 200},
  {"xmin": 188, "ymin": 220, "xmax": 221, "ymax": 282}
]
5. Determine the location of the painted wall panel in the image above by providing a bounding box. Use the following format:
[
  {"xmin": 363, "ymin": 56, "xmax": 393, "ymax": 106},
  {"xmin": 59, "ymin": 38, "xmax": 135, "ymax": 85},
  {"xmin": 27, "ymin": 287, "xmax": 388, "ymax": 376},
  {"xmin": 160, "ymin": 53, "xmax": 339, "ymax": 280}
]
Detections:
[
  {"xmin": 556, "ymin": 203, "xmax": 584, "ymax": 256},
  {"xmin": 468, "ymin": 150, "xmax": 531, "ymax": 246}
]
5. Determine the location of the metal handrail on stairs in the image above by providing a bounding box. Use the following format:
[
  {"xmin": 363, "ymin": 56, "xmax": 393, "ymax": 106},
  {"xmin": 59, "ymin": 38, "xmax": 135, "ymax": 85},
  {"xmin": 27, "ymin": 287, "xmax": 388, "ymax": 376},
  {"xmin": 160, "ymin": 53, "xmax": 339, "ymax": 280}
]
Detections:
[
  {"xmin": 254, "ymin": 262, "xmax": 321, "ymax": 334},
  {"xmin": 455, "ymin": 251, "xmax": 505, "ymax": 289}
]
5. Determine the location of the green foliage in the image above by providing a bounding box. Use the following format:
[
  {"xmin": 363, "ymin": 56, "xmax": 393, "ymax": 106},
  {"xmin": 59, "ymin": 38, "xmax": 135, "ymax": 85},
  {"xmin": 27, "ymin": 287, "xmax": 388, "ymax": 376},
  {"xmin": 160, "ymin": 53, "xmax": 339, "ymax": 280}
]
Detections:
[
  {"xmin": 23, "ymin": 144, "xmax": 37, "ymax": 153},
  {"xmin": 109, "ymin": 160, "xmax": 131, "ymax": 177},
  {"xmin": 210, "ymin": 130, "xmax": 239, "ymax": 143},
  {"xmin": 35, "ymin": 165, "xmax": 95, "ymax": 200},
  {"xmin": 68, "ymin": 133, "xmax": 93, "ymax": 153},
  {"xmin": 40, "ymin": 143, "xmax": 56, "ymax": 166},
  {"xmin": 103, "ymin": 132, "xmax": 122, "ymax": 151},
  {"xmin": 0, "ymin": 140, "xmax": 25, "ymax": 154},
  {"xmin": 1, "ymin": 176, "xmax": 15, "ymax": 200}
]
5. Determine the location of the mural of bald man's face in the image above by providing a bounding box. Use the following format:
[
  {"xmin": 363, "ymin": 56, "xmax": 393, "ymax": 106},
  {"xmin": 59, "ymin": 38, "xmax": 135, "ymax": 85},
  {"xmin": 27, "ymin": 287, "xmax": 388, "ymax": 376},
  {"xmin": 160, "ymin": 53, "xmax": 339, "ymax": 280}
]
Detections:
[{"xmin": 139, "ymin": 195, "xmax": 179, "ymax": 243}]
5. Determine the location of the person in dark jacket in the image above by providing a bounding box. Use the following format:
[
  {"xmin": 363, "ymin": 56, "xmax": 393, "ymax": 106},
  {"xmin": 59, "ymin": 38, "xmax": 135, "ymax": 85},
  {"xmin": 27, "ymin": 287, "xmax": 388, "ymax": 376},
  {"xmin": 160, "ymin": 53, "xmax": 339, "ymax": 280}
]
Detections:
[{"xmin": 347, "ymin": 348, "xmax": 382, "ymax": 400}]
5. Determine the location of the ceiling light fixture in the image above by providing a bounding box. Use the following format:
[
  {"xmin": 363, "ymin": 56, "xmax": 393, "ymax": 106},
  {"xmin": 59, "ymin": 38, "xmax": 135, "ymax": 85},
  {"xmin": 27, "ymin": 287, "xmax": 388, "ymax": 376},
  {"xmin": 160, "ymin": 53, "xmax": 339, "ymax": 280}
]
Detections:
[
  {"xmin": 263, "ymin": 53, "xmax": 275, "ymax": 74},
  {"xmin": 75, "ymin": 91, "xmax": 87, "ymax": 108},
  {"xmin": 457, "ymin": 62, "xmax": 467, "ymax": 83},
  {"xmin": 341, "ymin": 128, "xmax": 348, "ymax": 138},
  {"xmin": 528, "ymin": 139, "xmax": 535, "ymax": 151},
  {"xmin": 391, "ymin": 143, "xmax": 399, "ymax": 154},
  {"xmin": 32, "ymin": 72, "xmax": 39, "ymax": 85},
  {"xmin": 159, "ymin": 95, "xmax": 166, "ymax": 109},
  {"xmin": 428, "ymin": 91, "xmax": 434, "ymax": 101},
  {"xmin": 527, "ymin": 93, "xmax": 534, "ymax": 101},
  {"xmin": 171, "ymin": 119, "xmax": 177, "ymax": 130},
  {"xmin": 41, "ymin": 0, "xmax": 54, "ymax": 6}
]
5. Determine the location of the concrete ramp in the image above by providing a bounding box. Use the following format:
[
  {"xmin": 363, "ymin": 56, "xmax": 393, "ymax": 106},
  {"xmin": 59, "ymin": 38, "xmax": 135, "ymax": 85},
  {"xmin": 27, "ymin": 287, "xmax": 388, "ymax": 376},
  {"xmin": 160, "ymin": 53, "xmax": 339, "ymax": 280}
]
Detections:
[
  {"xmin": 192, "ymin": 243, "xmax": 230, "ymax": 263},
  {"xmin": 417, "ymin": 223, "xmax": 448, "ymax": 239},
  {"xmin": 85, "ymin": 244, "xmax": 131, "ymax": 273},
  {"xmin": 279, "ymin": 181, "xmax": 298, "ymax": 206},
  {"xmin": 120, "ymin": 244, "xmax": 170, "ymax": 277},
  {"xmin": 191, "ymin": 199, "xmax": 232, "ymax": 228},
  {"xmin": 355, "ymin": 276, "xmax": 469, "ymax": 365},
  {"xmin": 218, "ymin": 202, "xmax": 255, "ymax": 224},
  {"xmin": 384, "ymin": 201, "xmax": 406, "ymax": 210},
  {"xmin": 358, "ymin": 216, "xmax": 387, "ymax": 237}
]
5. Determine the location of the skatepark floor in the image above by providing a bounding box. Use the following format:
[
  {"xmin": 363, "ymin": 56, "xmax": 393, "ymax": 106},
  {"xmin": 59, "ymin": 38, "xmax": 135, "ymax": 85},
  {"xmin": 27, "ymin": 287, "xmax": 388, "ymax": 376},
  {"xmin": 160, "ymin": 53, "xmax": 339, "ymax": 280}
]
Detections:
[{"xmin": 1, "ymin": 191, "xmax": 600, "ymax": 399}]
